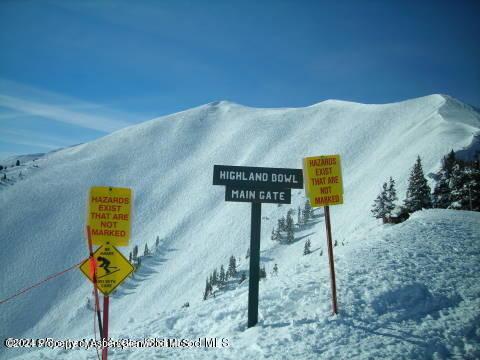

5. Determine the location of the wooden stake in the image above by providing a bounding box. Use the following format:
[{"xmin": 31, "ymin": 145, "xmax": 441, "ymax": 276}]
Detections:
[
  {"xmin": 324, "ymin": 206, "xmax": 338, "ymax": 315},
  {"xmin": 102, "ymin": 296, "xmax": 109, "ymax": 360}
]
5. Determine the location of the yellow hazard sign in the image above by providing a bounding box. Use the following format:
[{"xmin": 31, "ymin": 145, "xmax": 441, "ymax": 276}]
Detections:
[
  {"xmin": 303, "ymin": 154, "xmax": 344, "ymax": 207},
  {"xmin": 87, "ymin": 186, "xmax": 132, "ymax": 246},
  {"xmin": 79, "ymin": 245, "xmax": 134, "ymax": 296}
]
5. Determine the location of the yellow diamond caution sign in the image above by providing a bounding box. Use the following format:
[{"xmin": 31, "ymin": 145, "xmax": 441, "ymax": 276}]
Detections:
[
  {"xmin": 87, "ymin": 186, "xmax": 132, "ymax": 246},
  {"xmin": 79, "ymin": 245, "xmax": 134, "ymax": 296},
  {"xmin": 303, "ymin": 154, "xmax": 344, "ymax": 207}
]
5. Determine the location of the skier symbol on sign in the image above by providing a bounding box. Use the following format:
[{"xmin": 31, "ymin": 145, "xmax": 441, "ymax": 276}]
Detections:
[{"xmin": 97, "ymin": 256, "xmax": 116, "ymax": 274}]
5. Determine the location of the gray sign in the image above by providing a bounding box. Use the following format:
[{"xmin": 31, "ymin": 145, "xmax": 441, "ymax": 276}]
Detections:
[
  {"xmin": 213, "ymin": 165, "xmax": 303, "ymax": 189},
  {"xmin": 225, "ymin": 187, "xmax": 291, "ymax": 204}
]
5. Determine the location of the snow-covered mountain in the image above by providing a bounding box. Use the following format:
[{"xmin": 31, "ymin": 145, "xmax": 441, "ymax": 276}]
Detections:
[{"xmin": 1, "ymin": 94, "xmax": 479, "ymax": 359}]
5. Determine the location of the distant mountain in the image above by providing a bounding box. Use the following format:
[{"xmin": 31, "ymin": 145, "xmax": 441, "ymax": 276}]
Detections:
[{"xmin": 1, "ymin": 94, "xmax": 479, "ymax": 359}]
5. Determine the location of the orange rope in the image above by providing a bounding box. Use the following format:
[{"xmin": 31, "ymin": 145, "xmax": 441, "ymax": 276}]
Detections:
[{"xmin": 0, "ymin": 260, "xmax": 85, "ymax": 305}]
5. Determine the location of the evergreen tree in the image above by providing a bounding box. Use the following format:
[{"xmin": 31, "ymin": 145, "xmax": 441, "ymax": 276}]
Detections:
[
  {"xmin": 278, "ymin": 216, "xmax": 286, "ymax": 232},
  {"xmin": 287, "ymin": 208, "xmax": 295, "ymax": 218},
  {"xmin": 271, "ymin": 228, "xmax": 277, "ymax": 241},
  {"xmin": 449, "ymin": 163, "xmax": 470, "ymax": 209},
  {"xmin": 206, "ymin": 278, "xmax": 213, "ymax": 299},
  {"xmin": 433, "ymin": 153, "xmax": 480, "ymax": 211},
  {"xmin": 432, "ymin": 173, "xmax": 451, "ymax": 208},
  {"xmin": 245, "ymin": 247, "xmax": 250, "ymax": 259},
  {"xmin": 303, "ymin": 239, "xmax": 311, "ymax": 255},
  {"xmin": 211, "ymin": 268, "xmax": 218, "ymax": 285},
  {"xmin": 144, "ymin": 243, "xmax": 150, "ymax": 256},
  {"xmin": 274, "ymin": 227, "xmax": 281, "ymax": 241},
  {"xmin": 228, "ymin": 255, "xmax": 237, "ymax": 277},
  {"xmin": 443, "ymin": 150, "xmax": 456, "ymax": 177},
  {"xmin": 466, "ymin": 161, "xmax": 480, "ymax": 211},
  {"xmin": 203, "ymin": 278, "xmax": 210, "ymax": 300},
  {"xmin": 155, "ymin": 236, "xmax": 160, "ymax": 249},
  {"xmin": 371, "ymin": 181, "xmax": 389, "ymax": 222},
  {"xmin": 136, "ymin": 256, "xmax": 141, "ymax": 269},
  {"xmin": 132, "ymin": 245, "xmax": 138, "ymax": 261},
  {"xmin": 404, "ymin": 156, "xmax": 432, "ymax": 212},
  {"xmin": 219, "ymin": 265, "xmax": 226, "ymax": 284},
  {"xmin": 387, "ymin": 177, "xmax": 398, "ymax": 210},
  {"xmin": 129, "ymin": 252, "xmax": 132, "ymax": 263},
  {"xmin": 468, "ymin": 161, "xmax": 480, "ymax": 211},
  {"xmin": 286, "ymin": 211, "xmax": 295, "ymax": 243},
  {"xmin": 259, "ymin": 265, "xmax": 267, "ymax": 279},
  {"xmin": 224, "ymin": 265, "xmax": 230, "ymax": 281},
  {"xmin": 375, "ymin": 176, "xmax": 398, "ymax": 222},
  {"xmin": 302, "ymin": 200, "xmax": 312, "ymax": 222},
  {"xmin": 432, "ymin": 151, "xmax": 457, "ymax": 208},
  {"xmin": 297, "ymin": 206, "xmax": 302, "ymax": 225}
]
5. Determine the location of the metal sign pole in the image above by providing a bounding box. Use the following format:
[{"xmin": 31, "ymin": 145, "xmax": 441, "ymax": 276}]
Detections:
[
  {"xmin": 248, "ymin": 202, "xmax": 261, "ymax": 328},
  {"xmin": 102, "ymin": 296, "xmax": 109, "ymax": 360},
  {"xmin": 324, "ymin": 206, "xmax": 338, "ymax": 315}
]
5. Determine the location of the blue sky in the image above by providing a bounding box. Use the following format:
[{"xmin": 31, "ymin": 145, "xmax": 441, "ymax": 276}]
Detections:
[{"xmin": 0, "ymin": 0, "xmax": 479, "ymax": 158}]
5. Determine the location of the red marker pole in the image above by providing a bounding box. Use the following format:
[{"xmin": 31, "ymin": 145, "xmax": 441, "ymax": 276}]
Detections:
[
  {"xmin": 102, "ymin": 296, "xmax": 110, "ymax": 360},
  {"xmin": 87, "ymin": 226, "xmax": 103, "ymax": 338},
  {"xmin": 324, "ymin": 206, "xmax": 338, "ymax": 315}
]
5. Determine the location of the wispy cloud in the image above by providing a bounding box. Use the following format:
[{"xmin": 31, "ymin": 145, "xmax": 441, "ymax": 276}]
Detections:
[
  {"xmin": 0, "ymin": 79, "xmax": 135, "ymax": 133},
  {"xmin": 0, "ymin": 128, "xmax": 73, "ymax": 150}
]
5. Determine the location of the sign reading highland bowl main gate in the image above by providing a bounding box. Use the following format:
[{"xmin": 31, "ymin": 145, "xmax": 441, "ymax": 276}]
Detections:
[
  {"xmin": 213, "ymin": 165, "xmax": 303, "ymax": 190},
  {"xmin": 213, "ymin": 164, "xmax": 303, "ymax": 328}
]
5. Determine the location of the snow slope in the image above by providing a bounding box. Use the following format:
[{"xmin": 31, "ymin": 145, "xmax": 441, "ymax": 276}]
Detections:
[
  {"xmin": 8, "ymin": 210, "xmax": 480, "ymax": 359},
  {"xmin": 1, "ymin": 94, "xmax": 479, "ymax": 359},
  {"xmin": 0, "ymin": 153, "xmax": 44, "ymax": 190}
]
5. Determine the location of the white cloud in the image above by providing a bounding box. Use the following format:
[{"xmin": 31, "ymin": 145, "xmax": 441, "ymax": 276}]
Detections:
[
  {"xmin": 0, "ymin": 128, "xmax": 72, "ymax": 150},
  {"xmin": 0, "ymin": 79, "xmax": 135, "ymax": 133}
]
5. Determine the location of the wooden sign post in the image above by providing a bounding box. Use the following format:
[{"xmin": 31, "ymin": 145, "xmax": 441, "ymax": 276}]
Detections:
[
  {"xmin": 102, "ymin": 296, "xmax": 110, "ymax": 360},
  {"xmin": 324, "ymin": 205, "xmax": 338, "ymax": 314},
  {"xmin": 213, "ymin": 165, "xmax": 303, "ymax": 327},
  {"xmin": 81, "ymin": 186, "xmax": 134, "ymax": 360},
  {"xmin": 303, "ymin": 155, "xmax": 344, "ymax": 315}
]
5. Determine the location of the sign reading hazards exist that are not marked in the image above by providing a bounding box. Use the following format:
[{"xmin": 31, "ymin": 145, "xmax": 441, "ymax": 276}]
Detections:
[
  {"xmin": 303, "ymin": 155, "xmax": 344, "ymax": 207},
  {"xmin": 88, "ymin": 186, "xmax": 132, "ymax": 246},
  {"xmin": 79, "ymin": 244, "xmax": 134, "ymax": 296}
]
